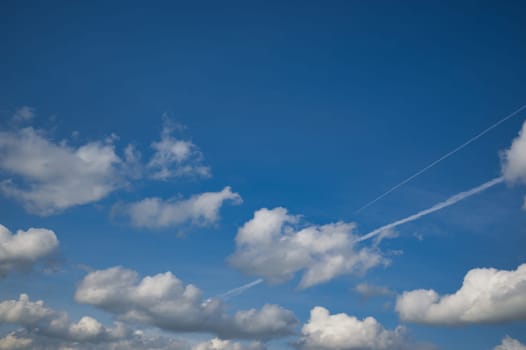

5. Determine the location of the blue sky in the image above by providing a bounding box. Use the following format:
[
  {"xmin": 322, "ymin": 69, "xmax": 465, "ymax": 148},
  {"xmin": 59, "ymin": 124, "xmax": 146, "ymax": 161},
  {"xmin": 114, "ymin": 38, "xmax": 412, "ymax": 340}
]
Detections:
[{"xmin": 1, "ymin": 1, "xmax": 526, "ymax": 349}]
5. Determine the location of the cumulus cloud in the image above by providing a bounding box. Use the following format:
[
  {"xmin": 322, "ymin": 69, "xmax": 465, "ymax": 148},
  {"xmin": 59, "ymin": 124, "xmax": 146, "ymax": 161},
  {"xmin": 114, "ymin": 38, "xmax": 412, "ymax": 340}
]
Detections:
[
  {"xmin": 229, "ymin": 207, "xmax": 386, "ymax": 288},
  {"xmin": 121, "ymin": 187, "xmax": 242, "ymax": 229},
  {"xmin": 75, "ymin": 266, "xmax": 297, "ymax": 340},
  {"xmin": 297, "ymin": 306, "xmax": 429, "ymax": 350},
  {"xmin": 354, "ymin": 283, "xmax": 393, "ymax": 299},
  {"xmin": 494, "ymin": 336, "xmax": 526, "ymax": 350},
  {"xmin": 0, "ymin": 294, "xmax": 129, "ymax": 343},
  {"xmin": 0, "ymin": 224, "xmax": 58, "ymax": 277},
  {"xmin": 501, "ymin": 121, "xmax": 526, "ymax": 184},
  {"xmin": 396, "ymin": 263, "xmax": 526, "ymax": 325},
  {"xmin": 0, "ymin": 126, "xmax": 130, "ymax": 215},
  {"xmin": 192, "ymin": 338, "xmax": 265, "ymax": 350},
  {"xmin": 147, "ymin": 120, "xmax": 210, "ymax": 180}
]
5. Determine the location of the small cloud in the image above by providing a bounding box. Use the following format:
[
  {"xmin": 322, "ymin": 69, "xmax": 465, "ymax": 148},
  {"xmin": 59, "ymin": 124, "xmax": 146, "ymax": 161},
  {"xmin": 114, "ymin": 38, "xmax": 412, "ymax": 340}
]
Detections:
[
  {"xmin": 118, "ymin": 186, "xmax": 242, "ymax": 229},
  {"xmin": 353, "ymin": 283, "xmax": 394, "ymax": 300},
  {"xmin": 12, "ymin": 106, "xmax": 35, "ymax": 123}
]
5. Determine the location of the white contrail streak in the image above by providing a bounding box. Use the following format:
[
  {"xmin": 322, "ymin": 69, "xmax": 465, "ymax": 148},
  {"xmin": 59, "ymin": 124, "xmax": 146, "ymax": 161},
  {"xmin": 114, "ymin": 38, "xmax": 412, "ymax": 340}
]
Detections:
[
  {"xmin": 354, "ymin": 104, "xmax": 526, "ymax": 214},
  {"xmin": 356, "ymin": 176, "xmax": 504, "ymax": 243},
  {"xmin": 216, "ymin": 278, "xmax": 264, "ymax": 299}
]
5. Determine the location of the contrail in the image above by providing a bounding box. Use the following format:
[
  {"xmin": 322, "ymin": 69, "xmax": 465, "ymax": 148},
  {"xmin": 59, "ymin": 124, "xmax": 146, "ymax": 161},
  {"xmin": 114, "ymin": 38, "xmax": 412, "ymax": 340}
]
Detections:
[
  {"xmin": 216, "ymin": 278, "xmax": 264, "ymax": 299},
  {"xmin": 354, "ymin": 104, "xmax": 526, "ymax": 214},
  {"xmin": 356, "ymin": 176, "xmax": 504, "ymax": 243}
]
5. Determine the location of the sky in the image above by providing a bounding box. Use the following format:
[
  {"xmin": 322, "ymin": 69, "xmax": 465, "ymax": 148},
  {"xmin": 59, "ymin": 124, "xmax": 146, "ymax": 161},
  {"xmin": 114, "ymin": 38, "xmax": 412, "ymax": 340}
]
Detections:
[{"xmin": 1, "ymin": 1, "xmax": 526, "ymax": 349}]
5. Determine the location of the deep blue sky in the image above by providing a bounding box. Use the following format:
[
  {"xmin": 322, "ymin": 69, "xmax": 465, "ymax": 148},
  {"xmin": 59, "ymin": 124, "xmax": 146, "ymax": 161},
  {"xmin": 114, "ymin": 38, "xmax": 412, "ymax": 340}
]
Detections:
[{"xmin": 1, "ymin": 1, "xmax": 526, "ymax": 349}]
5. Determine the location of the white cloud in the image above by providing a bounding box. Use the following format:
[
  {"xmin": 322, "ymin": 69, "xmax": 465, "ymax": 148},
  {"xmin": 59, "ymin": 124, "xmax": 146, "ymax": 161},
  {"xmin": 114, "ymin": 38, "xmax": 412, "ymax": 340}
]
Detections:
[
  {"xmin": 494, "ymin": 336, "xmax": 526, "ymax": 350},
  {"xmin": 0, "ymin": 294, "xmax": 129, "ymax": 343},
  {"xmin": 75, "ymin": 266, "xmax": 297, "ymax": 340},
  {"xmin": 122, "ymin": 187, "xmax": 242, "ymax": 229},
  {"xmin": 501, "ymin": 121, "xmax": 526, "ymax": 184},
  {"xmin": 396, "ymin": 263, "xmax": 526, "ymax": 325},
  {"xmin": 0, "ymin": 224, "xmax": 58, "ymax": 276},
  {"xmin": 0, "ymin": 329, "xmax": 188, "ymax": 350},
  {"xmin": 0, "ymin": 127, "xmax": 128, "ymax": 215},
  {"xmin": 192, "ymin": 338, "xmax": 265, "ymax": 350},
  {"xmin": 11, "ymin": 107, "xmax": 35, "ymax": 123},
  {"xmin": 298, "ymin": 306, "xmax": 427, "ymax": 350},
  {"xmin": 0, "ymin": 333, "xmax": 32, "ymax": 350},
  {"xmin": 148, "ymin": 121, "xmax": 210, "ymax": 180},
  {"xmin": 229, "ymin": 207, "xmax": 386, "ymax": 288},
  {"xmin": 354, "ymin": 283, "xmax": 393, "ymax": 299}
]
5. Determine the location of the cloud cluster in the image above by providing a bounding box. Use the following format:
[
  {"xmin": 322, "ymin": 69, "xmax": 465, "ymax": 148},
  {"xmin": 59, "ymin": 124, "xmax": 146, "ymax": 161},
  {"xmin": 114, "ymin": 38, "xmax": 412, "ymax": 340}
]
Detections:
[
  {"xmin": 122, "ymin": 187, "xmax": 242, "ymax": 229},
  {"xmin": 297, "ymin": 306, "xmax": 427, "ymax": 350},
  {"xmin": 148, "ymin": 120, "xmax": 210, "ymax": 180},
  {"xmin": 494, "ymin": 336, "xmax": 526, "ymax": 350},
  {"xmin": 396, "ymin": 263, "xmax": 526, "ymax": 325},
  {"xmin": 0, "ymin": 294, "xmax": 129, "ymax": 343},
  {"xmin": 0, "ymin": 127, "xmax": 127, "ymax": 215},
  {"xmin": 0, "ymin": 113, "xmax": 212, "ymax": 216},
  {"xmin": 0, "ymin": 224, "xmax": 58, "ymax": 277},
  {"xmin": 0, "ymin": 329, "xmax": 189, "ymax": 350},
  {"xmin": 75, "ymin": 266, "xmax": 297, "ymax": 340},
  {"xmin": 229, "ymin": 207, "xmax": 385, "ymax": 288}
]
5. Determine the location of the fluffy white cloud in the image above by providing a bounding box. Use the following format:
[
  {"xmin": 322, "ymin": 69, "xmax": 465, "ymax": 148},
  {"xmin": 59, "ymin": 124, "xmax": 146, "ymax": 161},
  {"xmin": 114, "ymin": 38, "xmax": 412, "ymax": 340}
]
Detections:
[
  {"xmin": 75, "ymin": 266, "xmax": 297, "ymax": 340},
  {"xmin": 192, "ymin": 338, "xmax": 265, "ymax": 350},
  {"xmin": 0, "ymin": 224, "xmax": 58, "ymax": 276},
  {"xmin": 354, "ymin": 283, "xmax": 393, "ymax": 299},
  {"xmin": 0, "ymin": 294, "xmax": 129, "ymax": 343},
  {"xmin": 298, "ymin": 307, "xmax": 425, "ymax": 350},
  {"xmin": 122, "ymin": 187, "xmax": 242, "ymax": 229},
  {"xmin": 396, "ymin": 263, "xmax": 526, "ymax": 325},
  {"xmin": 494, "ymin": 336, "xmax": 526, "ymax": 350},
  {"xmin": 148, "ymin": 121, "xmax": 210, "ymax": 180},
  {"xmin": 229, "ymin": 207, "xmax": 386, "ymax": 288},
  {"xmin": 502, "ymin": 121, "xmax": 526, "ymax": 184},
  {"xmin": 0, "ymin": 127, "xmax": 128, "ymax": 215}
]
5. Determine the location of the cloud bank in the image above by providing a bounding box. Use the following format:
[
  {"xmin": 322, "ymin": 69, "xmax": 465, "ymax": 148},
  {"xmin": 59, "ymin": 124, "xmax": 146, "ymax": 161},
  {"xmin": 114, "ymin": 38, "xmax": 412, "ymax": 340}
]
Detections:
[
  {"xmin": 396, "ymin": 263, "xmax": 526, "ymax": 325},
  {"xmin": 229, "ymin": 207, "xmax": 386, "ymax": 288},
  {"xmin": 75, "ymin": 266, "xmax": 297, "ymax": 340},
  {"xmin": 0, "ymin": 224, "xmax": 58, "ymax": 277}
]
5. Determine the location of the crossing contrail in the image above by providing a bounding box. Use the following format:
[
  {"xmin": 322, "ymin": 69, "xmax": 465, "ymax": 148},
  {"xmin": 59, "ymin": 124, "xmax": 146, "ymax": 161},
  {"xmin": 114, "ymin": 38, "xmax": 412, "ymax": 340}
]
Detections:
[
  {"xmin": 356, "ymin": 176, "xmax": 504, "ymax": 243},
  {"xmin": 216, "ymin": 278, "xmax": 264, "ymax": 299},
  {"xmin": 354, "ymin": 104, "xmax": 526, "ymax": 214}
]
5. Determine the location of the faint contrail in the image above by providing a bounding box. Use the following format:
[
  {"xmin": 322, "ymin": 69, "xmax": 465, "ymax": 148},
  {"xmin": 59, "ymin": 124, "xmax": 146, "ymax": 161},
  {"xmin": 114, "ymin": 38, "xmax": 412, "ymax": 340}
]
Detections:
[
  {"xmin": 216, "ymin": 278, "xmax": 264, "ymax": 299},
  {"xmin": 354, "ymin": 104, "xmax": 526, "ymax": 214},
  {"xmin": 356, "ymin": 176, "xmax": 504, "ymax": 243}
]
